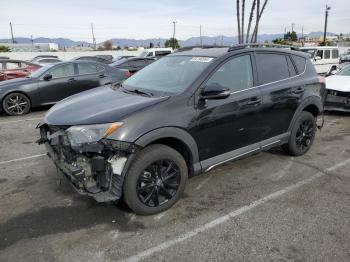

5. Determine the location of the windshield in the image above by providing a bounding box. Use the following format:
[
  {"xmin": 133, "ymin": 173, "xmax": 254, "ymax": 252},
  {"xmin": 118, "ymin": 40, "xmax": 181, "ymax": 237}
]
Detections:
[
  {"xmin": 122, "ymin": 56, "xmax": 214, "ymax": 95},
  {"xmin": 338, "ymin": 65, "xmax": 350, "ymax": 76},
  {"xmin": 301, "ymin": 49, "xmax": 316, "ymax": 58},
  {"xmin": 139, "ymin": 51, "xmax": 150, "ymax": 58},
  {"xmin": 28, "ymin": 64, "xmax": 53, "ymax": 78}
]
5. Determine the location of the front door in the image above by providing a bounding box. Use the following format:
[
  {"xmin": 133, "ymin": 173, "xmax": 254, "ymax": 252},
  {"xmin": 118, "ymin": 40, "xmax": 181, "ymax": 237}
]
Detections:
[
  {"xmin": 191, "ymin": 54, "xmax": 264, "ymax": 162},
  {"xmin": 38, "ymin": 63, "xmax": 78, "ymax": 104}
]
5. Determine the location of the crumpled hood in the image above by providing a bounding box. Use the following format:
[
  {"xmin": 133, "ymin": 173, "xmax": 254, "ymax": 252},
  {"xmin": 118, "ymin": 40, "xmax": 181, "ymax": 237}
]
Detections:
[
  {"xmin": 44, "ymin": 85, "xmax": 169, "ymax": 126},
  {"xmin": 326, "ymin": 75, "xmax": 350, "ymax": 92}
]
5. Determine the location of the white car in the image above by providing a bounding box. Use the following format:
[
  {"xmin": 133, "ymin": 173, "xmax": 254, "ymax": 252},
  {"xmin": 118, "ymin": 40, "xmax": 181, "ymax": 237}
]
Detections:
[
  {"xmin": 325, "ymin": 64, "xmax": 350, "ymax": 112},
  {"xmin": 138, "ymin": 48, "xmax": 173, "ymax": 58},
  {"xmin": 300, "ymin": 46, "xmax": 339, "ymax": 75}
]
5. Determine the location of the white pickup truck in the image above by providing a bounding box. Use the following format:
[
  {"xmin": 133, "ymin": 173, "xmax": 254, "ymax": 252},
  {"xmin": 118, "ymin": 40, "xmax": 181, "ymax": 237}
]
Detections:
[{"xmin": 300, "ymin": 46, "xmax": 339, "ymax": 75}]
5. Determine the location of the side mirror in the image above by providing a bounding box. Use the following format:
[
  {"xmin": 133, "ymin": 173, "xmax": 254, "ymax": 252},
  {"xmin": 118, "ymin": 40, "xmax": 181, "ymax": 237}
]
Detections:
[
  {"xmin": 314, "ymin": 56, "xmax": 322, "ymax": 61},
  {"xmin": 200, "ymin": 83, "xmax": 231, "ymax": 100},
  {"xmin": 43, "ymin": 74, "xmax": 52, "ymax": 81}
]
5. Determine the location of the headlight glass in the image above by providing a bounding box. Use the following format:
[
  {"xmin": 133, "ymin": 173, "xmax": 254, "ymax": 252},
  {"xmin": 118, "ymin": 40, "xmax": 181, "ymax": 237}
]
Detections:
[{"xmin": 67, "ymin": 122, "xmax": 123, "ymax": 146}]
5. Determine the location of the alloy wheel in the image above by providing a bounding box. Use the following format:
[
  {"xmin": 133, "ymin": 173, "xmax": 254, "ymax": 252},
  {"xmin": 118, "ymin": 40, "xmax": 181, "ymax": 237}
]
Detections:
[
  {"xmin": 137, "ymin": 160, "xmax": 181, "ymax": 207},
  {"xmin": 295, "ymin": 119, "xmax": 315, "ymax": 151},
  {"xmin": 5, "ymin": 94, "xmax": 29, "ymax": 115}
]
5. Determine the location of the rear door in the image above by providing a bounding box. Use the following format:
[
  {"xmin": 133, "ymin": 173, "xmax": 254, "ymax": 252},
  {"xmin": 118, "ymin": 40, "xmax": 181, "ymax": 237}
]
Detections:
[
  {"xmin": 255, "ymin": 52, "xmax": 305, "ymax": 141},
  {"xmin": 76, "ymin": 63, "xmax": 108, "ymax": 90},
  {"xmin": 192, "ymin": 53, "xmax": 264, "ymax": 161},
  {"xmin": 37, "ymin": 63, "xmax": 78, "ymax": 104}
]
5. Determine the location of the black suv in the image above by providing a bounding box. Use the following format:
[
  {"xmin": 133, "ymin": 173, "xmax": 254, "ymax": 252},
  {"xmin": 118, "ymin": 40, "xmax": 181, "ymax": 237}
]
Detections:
[{"xmin": 38, "ymin": 45, "xmax": 325, "ymax": 215}]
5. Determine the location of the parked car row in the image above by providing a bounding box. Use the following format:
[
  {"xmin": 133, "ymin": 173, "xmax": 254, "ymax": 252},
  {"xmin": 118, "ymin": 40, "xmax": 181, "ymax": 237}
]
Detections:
[{"xmin": 0, "ymin": 61, "xmax": 126, "ymax": 115}]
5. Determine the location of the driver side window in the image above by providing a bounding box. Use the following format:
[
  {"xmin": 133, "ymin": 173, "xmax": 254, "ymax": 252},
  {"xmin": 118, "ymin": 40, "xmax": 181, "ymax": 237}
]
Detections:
[
  {"xmin": 48, "ymin": 64, "xmax": 75, "ymax": 79},
  {"xmin": 206, "ymin": 55, "xmax": 253, "ymax": 93}
]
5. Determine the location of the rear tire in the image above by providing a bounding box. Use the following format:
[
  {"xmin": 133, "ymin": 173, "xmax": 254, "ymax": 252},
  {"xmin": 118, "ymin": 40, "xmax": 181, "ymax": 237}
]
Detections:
[
  {"xmin": 123, "ymin": 144, "xmax": 188, "ymax": 215},
  {"xmin": 2, "ymin": 92, "xmax": 31, "ymax": 116},
  {"xmin": 283, "ymin": 111, "xmax": 316, "ymax": 156}
]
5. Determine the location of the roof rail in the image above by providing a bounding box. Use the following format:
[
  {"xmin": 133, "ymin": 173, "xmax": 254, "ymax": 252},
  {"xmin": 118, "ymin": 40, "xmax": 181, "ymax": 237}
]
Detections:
[
  {"xmin": 228, "ymin": 43, "xmax": 300, "ymax": 52},
  {"xmin": 175, "ymin": 45, "xmax": 231, "ymax": 53}
]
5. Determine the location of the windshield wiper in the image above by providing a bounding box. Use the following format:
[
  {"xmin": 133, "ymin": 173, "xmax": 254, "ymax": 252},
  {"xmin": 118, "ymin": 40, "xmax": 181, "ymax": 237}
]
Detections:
[{"xmin": 123, "ymin": 87, "xmax": 153, "ymax": 97}]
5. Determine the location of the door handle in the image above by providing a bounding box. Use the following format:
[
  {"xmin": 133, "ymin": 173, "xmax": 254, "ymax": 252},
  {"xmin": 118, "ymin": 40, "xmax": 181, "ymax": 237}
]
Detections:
[
  {"xmin": 99, "ymin": 74, "xmax": 106, "ymax": 78},
  {"xmin": 246, "ymin": 97, "xmax": 262, "ymax": 106},
  {"xmin": 291, "ymin": 87, "xmax": 305, "ymax": 94},
  {"xmin": 68, "ymin": 78, "xmax": 76, "ymax": 82}
]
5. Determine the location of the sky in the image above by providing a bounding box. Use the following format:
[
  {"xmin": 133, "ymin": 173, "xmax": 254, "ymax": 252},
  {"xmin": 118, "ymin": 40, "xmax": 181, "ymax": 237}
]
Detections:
[{"xmin": 0, "ymin": 0, "xmax": 349, "ymax": 41}]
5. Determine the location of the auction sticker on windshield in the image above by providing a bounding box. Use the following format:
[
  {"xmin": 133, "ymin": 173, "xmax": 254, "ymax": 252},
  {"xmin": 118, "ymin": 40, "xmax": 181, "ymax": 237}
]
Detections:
[{"xmin": 190, "ymin": 57, "xmax": 213, "ymax": 63}]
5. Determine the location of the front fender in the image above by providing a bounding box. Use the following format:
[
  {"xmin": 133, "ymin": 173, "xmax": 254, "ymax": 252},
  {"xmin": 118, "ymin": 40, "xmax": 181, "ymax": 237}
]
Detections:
[{"xmin": 134, "ymin": 127, "xmax": 200, "ymax": 164}]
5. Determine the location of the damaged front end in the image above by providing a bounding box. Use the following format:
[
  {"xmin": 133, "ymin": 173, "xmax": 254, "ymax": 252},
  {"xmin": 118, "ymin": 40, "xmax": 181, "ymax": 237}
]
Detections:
[
  {"xmin": 325, "ymin": 89, "xmax": 350, "ymax": 112},
  {"xmin": 37, "ymin": 123, "xmax": 138, "ymax": 202}
]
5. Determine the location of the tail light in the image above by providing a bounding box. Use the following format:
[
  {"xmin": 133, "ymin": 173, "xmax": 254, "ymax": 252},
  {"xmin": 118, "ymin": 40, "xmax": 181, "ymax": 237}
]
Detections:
[
  {"xmin": 318, "ymin": 76, "xmax": 326, "ymax": 84},
  {"xmin": 123, "ymin": 70, "xmax": 132, "ymax": 78}
]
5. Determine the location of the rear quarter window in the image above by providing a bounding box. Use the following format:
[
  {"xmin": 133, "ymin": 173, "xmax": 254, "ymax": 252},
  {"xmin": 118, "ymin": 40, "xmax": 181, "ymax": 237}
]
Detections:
[{"xmin": 292, "ymin": 55, "xmax": 306, "ymax": 74}]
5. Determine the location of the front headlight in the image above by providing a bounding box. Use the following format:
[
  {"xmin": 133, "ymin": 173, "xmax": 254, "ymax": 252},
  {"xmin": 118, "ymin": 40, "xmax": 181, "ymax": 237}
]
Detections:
[{"xmin": 67, "ymin": 122, "xmax": 123, "ymax": 146}]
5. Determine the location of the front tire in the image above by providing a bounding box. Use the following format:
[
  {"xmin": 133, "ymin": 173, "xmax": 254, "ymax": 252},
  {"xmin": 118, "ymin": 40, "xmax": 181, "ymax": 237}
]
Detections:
[
  {"xmin": 283, "ymin": 111, "xmax": 316, "ymax": 156},
  {"xmin": 2, "ymin": 92, "xmax": 31, "ymax": 116},
  {"xmin": 123, "ymin": 144, "xmax": 188, "ymax": 215}
]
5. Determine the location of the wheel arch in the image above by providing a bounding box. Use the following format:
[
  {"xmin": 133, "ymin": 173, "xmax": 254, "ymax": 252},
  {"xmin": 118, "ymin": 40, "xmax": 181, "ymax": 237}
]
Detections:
[
  {"xmin": 134, "ymin": 127, "xmax": 201, "ymax": 175},
  {"xmin": 288, "ymin": 97, "xmax": 323, "ymax": 132}
]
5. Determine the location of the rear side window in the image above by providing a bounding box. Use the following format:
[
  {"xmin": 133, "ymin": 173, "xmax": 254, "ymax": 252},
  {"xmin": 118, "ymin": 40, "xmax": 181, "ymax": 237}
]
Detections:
[
  {"xmin": 324, "ymin": 50, "xmax": 331, "ymax": 59},
  {"xmin": 256, "ymin": 53, "xmax": 290, "ymax": 84},
  {"xmin": 332, "ymin": 49, "xmax": 339, "ymax": 59},
  {"xmin": 292, "ymin": 55, "xmax": 306, "ymax": 74},
  {"xmin": 6, "ymin": 62, "xmax": 21, "ymax": 69},
  {"xmin": 78, "ymin": 63, "xmax": 101, "ymax": 74},
  {"xmin": 155, "ymin": 51, "xmax": 171, "ymax": 57}
]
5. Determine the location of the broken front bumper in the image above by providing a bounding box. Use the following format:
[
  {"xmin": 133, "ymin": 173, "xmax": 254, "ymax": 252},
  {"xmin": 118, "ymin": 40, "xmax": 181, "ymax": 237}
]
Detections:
[
  {"xmin": 325, "ymin": 91, "xmax": 350, "ymax": 113},
  {"xmin": 39, "ymin": 124, "xmax": 134, "ymax": 202}
]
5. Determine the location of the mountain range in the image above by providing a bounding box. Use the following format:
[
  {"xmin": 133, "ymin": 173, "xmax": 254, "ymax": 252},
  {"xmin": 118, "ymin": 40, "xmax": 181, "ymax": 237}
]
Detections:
[{"xmin": 0, "ymin": 32, "xmax": 347, "ymax": 48}]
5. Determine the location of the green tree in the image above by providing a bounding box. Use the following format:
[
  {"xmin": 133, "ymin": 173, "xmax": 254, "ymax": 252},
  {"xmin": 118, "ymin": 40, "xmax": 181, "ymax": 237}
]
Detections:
[
  {"xmin": 0, "ymin": 45, "xmax": 10, "ymax": 52},
  {"xmin": 165, "ymin": 38, "xmax": 180, "ymax": 49},
  {"xmin": 284, "ymin": 31, "xmax": 298, "ymax": 42},
  {"xmin": 272, "ymin": 38, "xmax": 288, "ymax": 45}
]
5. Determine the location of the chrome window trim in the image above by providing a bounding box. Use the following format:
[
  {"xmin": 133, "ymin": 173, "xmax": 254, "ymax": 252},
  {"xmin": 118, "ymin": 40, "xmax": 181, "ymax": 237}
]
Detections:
[{"xmin": 229, "ymin": 56, "xmax": 307, "ymax": 95}]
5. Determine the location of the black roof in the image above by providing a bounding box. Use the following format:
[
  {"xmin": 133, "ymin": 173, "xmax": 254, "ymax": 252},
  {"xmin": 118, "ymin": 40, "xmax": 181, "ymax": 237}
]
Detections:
[
  {"xmin": 171, "ymin": 48, "xmax": 229, "ymax": 58},
  {"xmin": 170, "ymin": 44, "xmax": 309, "ymax": 59}
]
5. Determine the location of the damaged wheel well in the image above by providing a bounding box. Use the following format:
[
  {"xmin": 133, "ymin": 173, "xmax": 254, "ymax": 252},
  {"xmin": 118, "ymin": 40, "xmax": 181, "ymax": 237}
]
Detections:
[
  {"xmin": 303, "ymin": 104, "xmax": 320, "ymax": 117},
  {"xmin": 148, "ymin": 137, "xmax": 194, "ymax": 176}
]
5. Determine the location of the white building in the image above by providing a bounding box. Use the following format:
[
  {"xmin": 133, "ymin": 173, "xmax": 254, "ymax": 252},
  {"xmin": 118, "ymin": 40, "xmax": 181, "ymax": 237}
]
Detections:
[{"xmin": 0, "ymin": 43, "xmax": 59, "ymax": 52}]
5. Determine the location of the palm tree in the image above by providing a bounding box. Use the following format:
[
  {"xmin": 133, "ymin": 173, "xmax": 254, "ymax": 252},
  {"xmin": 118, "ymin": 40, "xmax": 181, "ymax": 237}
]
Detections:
[
  {"xmin": 236, "ymin": 0, "xmax": 241, "ymax": 43},
  {"xmin": 241, "ymin": 0, "xmax": 245, "ymax": 44},
  {"xmin": 246, "ymin": 0, "xmax": 257, "ymax": 43},
  {"xmin": 251, "ymin": 0, "xmax": 268, "ymax": 43}
]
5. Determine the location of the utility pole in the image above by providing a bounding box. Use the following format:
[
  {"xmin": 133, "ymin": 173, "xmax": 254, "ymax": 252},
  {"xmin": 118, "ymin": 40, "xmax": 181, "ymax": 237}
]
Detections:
[
  {"xmin": 323, "ymin": 5, "xmax": 331, "ymax": 45},
  {"xmin": 30, "ymin": 35, "xmax": 34, "ymax": 46},
  {"xmin": 9, "ymin": 22, "xmax": 15, "ymax": 44},
  {"xmin": 291, "ymin": 23, "xmax": 295, "ymax": 32},
  {"xmin": 172, "ymin": 21, "xmax": 177, "ymax": 49},
  {"xmin": 221, "ymin": 35, "xmax": 224, "ymax": 46},
  {"xmin": 200, "ymin": 24, "xmax": 202, "ymax": 47},
  {"xmin": 91, "ymin": 23, "xmax": 96, "ymax": 50}
]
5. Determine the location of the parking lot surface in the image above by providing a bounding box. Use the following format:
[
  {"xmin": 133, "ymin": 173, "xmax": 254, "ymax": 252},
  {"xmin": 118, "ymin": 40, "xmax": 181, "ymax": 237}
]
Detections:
[{"xmin": 0, "ymin": 110, "xmax": 349, "ymax": 262}]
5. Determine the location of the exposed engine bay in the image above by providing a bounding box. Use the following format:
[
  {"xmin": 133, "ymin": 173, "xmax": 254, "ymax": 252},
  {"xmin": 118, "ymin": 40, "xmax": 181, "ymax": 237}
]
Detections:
[{"xmin": 37, "ymin": 124, "xmax": 138, "ymax": 202}]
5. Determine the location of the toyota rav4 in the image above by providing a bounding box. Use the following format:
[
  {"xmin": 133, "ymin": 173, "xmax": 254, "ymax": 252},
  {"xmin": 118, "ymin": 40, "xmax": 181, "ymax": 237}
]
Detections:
[{"xmin": 38, "ymin": 45, "xmax": 326, "ymax": 215}]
